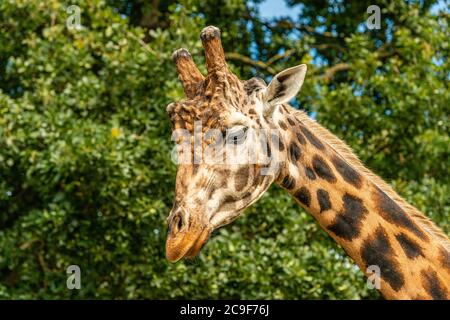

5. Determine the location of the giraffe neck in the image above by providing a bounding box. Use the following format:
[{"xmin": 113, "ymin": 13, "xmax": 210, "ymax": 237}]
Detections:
[{"xmin": 271, "ymin": 105, "xmax": 450, "ymax": 299}]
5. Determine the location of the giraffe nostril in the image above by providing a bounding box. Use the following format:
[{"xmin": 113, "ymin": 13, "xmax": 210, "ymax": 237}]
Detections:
[
  {"xmin": 177, "ymin": 215, "xmax": 183, "ymax": 230},
  {"xmin": 171, "ymin": 212, "xmax": 185, "ymax": 234}
]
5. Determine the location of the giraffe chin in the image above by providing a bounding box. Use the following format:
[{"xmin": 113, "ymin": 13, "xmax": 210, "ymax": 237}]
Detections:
[{"xmin": 165, "ymin": 227, "xmax": 211, "ymax": 262}]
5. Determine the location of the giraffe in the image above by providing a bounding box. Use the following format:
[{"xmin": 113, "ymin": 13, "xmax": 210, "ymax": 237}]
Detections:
[{"xmin": 165, "ymin": 26, "xmax": 450, "ymax": 299}]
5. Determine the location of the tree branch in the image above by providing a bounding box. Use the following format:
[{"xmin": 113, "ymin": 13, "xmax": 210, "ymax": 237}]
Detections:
[
  {"xmin": 321, "ymin": 63, "xmax": 350, "ymax": 81},
  {"xmin": 226, "ymin": 41, "xmax": 396, "ymax": 82},
  {"xmin": 312, "ymin": 43, "xmax": 347, "ymax": 53},
  {"xmin": 126, "ymin": 31, "xmax": 158, "ymax": 57},
  {"xmin": 295, "ymin": 23, "xmax": 346, "ymax": 39},
  {"xmin": 225, "ymin": 52, "xmax": 277, "ymax": 74},
  {"xmin": 266, "ymin": 49, "xmax": 296, "ymax": 66}
]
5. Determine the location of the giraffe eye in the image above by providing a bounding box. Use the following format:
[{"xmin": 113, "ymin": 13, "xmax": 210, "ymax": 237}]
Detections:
[{"xmin": 225, "ymin": 127, "xmax": 248, "ymax": 145}]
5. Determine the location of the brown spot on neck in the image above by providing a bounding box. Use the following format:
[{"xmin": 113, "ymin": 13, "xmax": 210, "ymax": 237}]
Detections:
[
  {"xmin": 288, "ymin": 142, "xmax": 302, "ymax": 162},
  {"xmin": 361, "ymin": 226, "xmax": 405, "ymax": 292},
  {"xmin": 278, "ymin": 120, "xmax": 288, "ymax": 130},
  {"xmin": 421, "ymin": 268, "xmax": 449, "ymax": 300},
  {"xmin": 312, "ymin": 155, "xmax": 336, "ymax": 183},
  {"xmin": 287, "ymin": 116, "xmax": 297, "ymax": 126},
  {"xmin": 395, "ymin": 233, "xmax": 424, "ymax": 259},
  {"xmin": 317, "ymin": 189, "xmax": 332, "ymax": 213},
  {"xmin": 327, "ymin": 193, "xmax": 368, "ymax": 240},
  {"xmin": 331, "ymin": 155, "xmax": 362, "ymax": 188},
  {"xmin": 281, "ymin": 174, "xmax": 296, "ymax": 190},
  {"xmin": 296, "ymin": 132, "xmax": 306, "ymax": 145},
  {"xmin": 295, "ymin": 187, "xmax": 311, "ymax": 207},
  {"xmin": 304, "ymin": 167, "xmax": 316, "ymax": 180},
  {"xmin": 439, "ymin": 247, "xmax": 450, "ymax": 271},
  {"xmin": 373, "ymin": 187, "xmax": 427, "ymax": 240},
  {"xmin": 299, "ymin": 125, "xmax": 325, "ymax": 150}
]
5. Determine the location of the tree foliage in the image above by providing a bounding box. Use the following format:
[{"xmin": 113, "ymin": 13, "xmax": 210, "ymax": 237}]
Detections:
[{"xmin": 0, "ymin": 0, "xmax": 448, "ymax": 299}]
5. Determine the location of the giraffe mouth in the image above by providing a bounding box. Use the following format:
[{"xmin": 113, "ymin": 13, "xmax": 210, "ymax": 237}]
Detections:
[
  {"xmin": 184, "ymin": 227, "xmax": 211, "ymax": 259},
  {"xmin": 166, "ymin": 226, "xmax": 211, "ymax": 262}
]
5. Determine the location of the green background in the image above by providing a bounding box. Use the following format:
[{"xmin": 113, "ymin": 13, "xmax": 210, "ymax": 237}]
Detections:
[{"xmin": 0, "ymin": 0, "xmax": 448, "ymax": 299}]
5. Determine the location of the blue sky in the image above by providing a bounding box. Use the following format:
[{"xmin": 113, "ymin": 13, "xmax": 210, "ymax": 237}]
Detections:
[
  {"xmin": 258, "ymin": 0, "xmax": 449, "ymax": 19},
  {"xmin": 259, "ymin": 0, "xmax": 299, "ymax": 19}
]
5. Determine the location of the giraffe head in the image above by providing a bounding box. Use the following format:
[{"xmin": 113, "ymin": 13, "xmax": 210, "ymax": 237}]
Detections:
[{"xmin": 165, "ymin": 26, "xmax": 307, "ymax": 262}]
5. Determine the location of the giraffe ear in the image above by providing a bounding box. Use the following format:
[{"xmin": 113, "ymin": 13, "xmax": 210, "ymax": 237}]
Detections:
[{"xmin": 263, "ymin": 64, "xmax": 307, "ymax": 114}]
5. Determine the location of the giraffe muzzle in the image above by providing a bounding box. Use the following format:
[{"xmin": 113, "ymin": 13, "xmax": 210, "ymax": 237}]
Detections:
[
  {"xmin": 165, "ymin": 208, "xmax": 211, "ymax": 262},
  {"xmin": 165, "ymin": 226, "xmax": 211, "ymax": 262}
]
